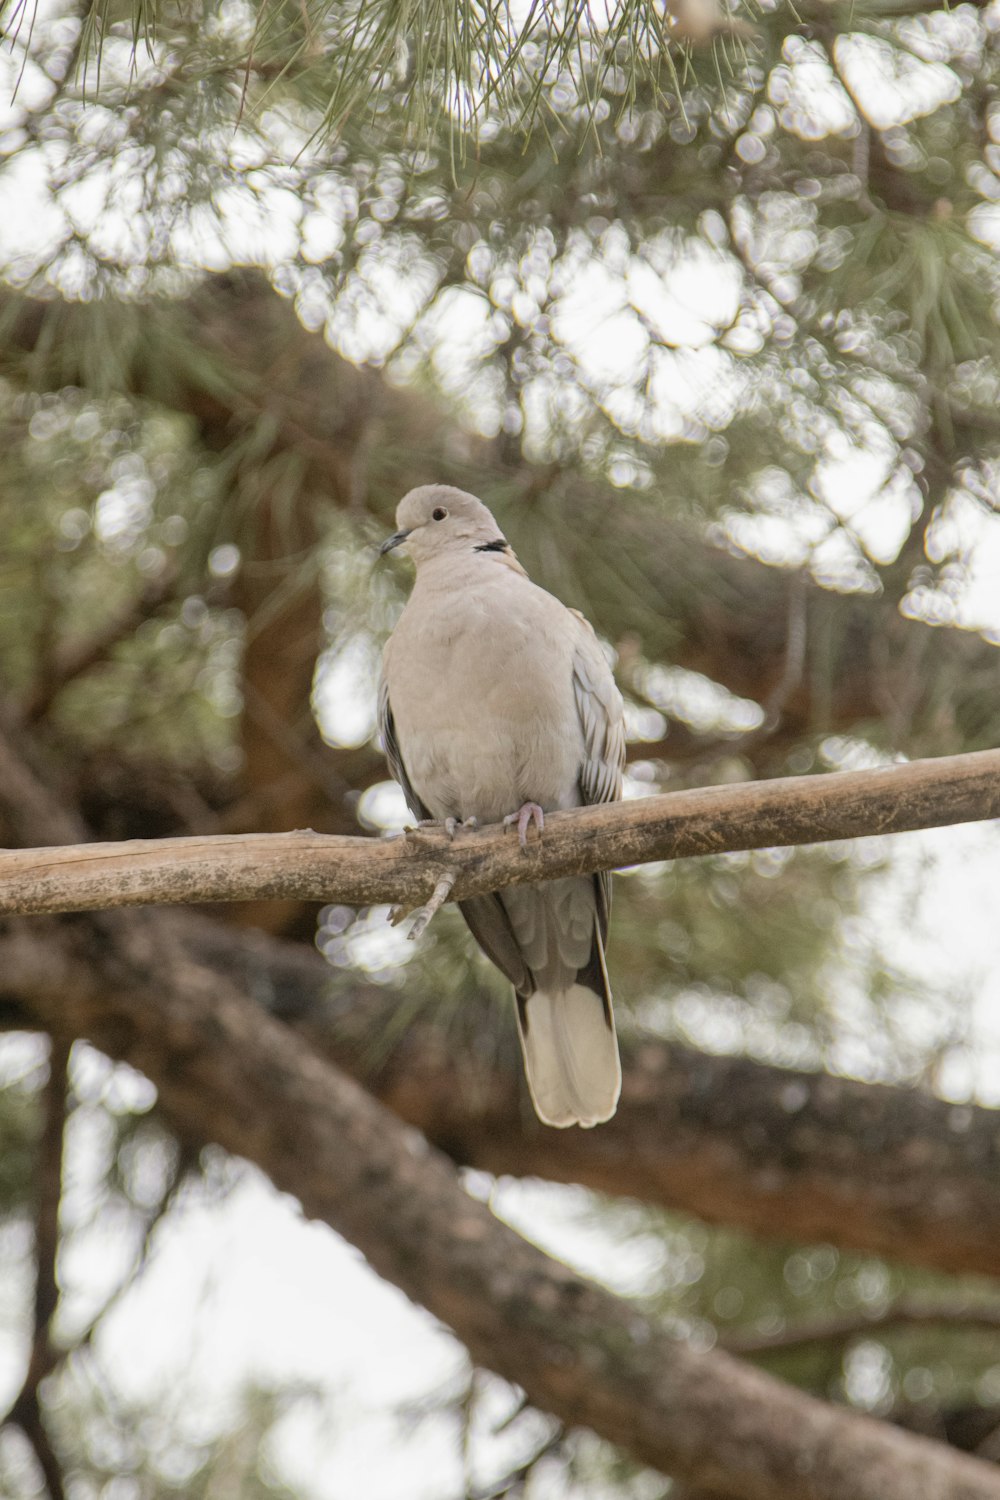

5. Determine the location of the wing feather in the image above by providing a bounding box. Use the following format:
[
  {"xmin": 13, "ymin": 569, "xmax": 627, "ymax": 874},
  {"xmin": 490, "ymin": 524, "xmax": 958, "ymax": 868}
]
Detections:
[
  {"xmin": 377, "ymin": 676, "xmax": 429, "ymax": 822},
  {"xmin": 460, "ymin": 895, "xmax": 534, "ymax": 997},
  {"xmin": 570, "ymin": 615, "xmax": 626, "ymax": 932},
  {"xmin": 570, "ymin": 615, "xmax": 626, "ymax": 809}
]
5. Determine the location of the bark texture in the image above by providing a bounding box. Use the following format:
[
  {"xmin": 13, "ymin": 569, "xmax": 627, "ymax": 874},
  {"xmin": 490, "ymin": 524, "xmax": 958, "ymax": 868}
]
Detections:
[
  {"xmin": 5, "ymin": 722, "xmax": 1000, "ymax": 1281},
  {"xmin": 1, "ymin": 747, "xmax": 999, "ymax": 916},
  {"xmin": 4, "ymin": 913, "xmax": 1000, "ymax": 1281}
]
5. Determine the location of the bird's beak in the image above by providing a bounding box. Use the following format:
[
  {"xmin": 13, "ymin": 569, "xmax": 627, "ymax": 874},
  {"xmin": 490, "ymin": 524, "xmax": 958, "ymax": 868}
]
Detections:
[{"xmin": 379, "ymin": 529, "xmax": 411, "ymax": 556}]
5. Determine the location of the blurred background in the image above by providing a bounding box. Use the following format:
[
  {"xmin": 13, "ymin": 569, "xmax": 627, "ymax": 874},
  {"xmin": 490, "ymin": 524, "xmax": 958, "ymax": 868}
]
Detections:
[{"xmin": 2, "ymin": 0, "xmax": 1000, "ymax": 1492}]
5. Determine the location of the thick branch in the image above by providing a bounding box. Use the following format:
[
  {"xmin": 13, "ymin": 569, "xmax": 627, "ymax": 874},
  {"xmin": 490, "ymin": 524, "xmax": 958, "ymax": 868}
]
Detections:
[
  {"xmin": 2, "ymin": 914, "xmax": 999, "ymax": 1500},
  {"xmin": 170, "ymin": 919, "xmax": 1000, "ymax": 1282},
  {"xmin": 8, "ymin": 714, "xmax": 1000, "ymax": 1308},
  {"xmin": 7, "ymin": 912, "xmax": 1000, "ymax": 1281},
  {"xmin": 1, "ymin": 748, "xmax": 999, "ymax": 917},
  {"xmin": 5, "ymin": 725, "xmax": 1000, "ymax": 1282}
]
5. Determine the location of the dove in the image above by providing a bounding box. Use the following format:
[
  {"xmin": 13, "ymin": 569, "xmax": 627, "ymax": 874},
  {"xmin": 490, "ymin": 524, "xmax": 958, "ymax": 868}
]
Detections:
[{"xmin": 378, "ymin": 484, "xmax": 625, "ymax": 1128}]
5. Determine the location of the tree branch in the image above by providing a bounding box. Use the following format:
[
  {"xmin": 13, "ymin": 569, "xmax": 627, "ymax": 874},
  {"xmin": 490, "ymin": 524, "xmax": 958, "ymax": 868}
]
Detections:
[
  {"xmin": 1, "ymin": 747, "xmax": 999, "ymax": 917},
  {"xmin": 6, "ymin": 721, "xmax": 1000, "ymax": 1283},
  {"xmin": 7, "ymin": 915, "xmax": 1000, "ymax": 1280},
  {"xmin": 174, "ymin": 919, "xmax": 1000, "ymax": 1281},
  {"xmin": 3, "ymin": 915, "xmax": 1000, "ymax": 1500}
]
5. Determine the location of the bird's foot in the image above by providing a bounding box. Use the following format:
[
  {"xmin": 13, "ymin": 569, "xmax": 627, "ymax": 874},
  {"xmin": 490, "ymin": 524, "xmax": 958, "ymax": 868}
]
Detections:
[
  {"xmin": 389, "ymin": 868, "xmax": 457, "ymax": 941},
  {"xmin": 503, "ymin": 801, "xmax": 545, "ymax": 851},
  {"xmin": 404, "ymin": 815, "xmax": 478, "ymax": 841}
]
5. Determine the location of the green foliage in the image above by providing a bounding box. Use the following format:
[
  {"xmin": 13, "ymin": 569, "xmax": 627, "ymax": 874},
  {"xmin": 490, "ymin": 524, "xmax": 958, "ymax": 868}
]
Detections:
[{"xmin": 0, "ymin": 382, "xmax": 243, "ymax": 770}]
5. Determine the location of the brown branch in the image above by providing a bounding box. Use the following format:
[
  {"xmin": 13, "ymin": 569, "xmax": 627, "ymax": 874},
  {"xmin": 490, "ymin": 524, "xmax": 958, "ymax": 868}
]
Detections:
[
  {"xmin": 8, "ymin": 915, "xmax": 1000, "ymax": 1280},
  {"xmin": 7, "ymin": 723, "xmax": 1000, "ymax": 1284},
  {"xmin": 1, "ymin": 747, "xmax": 999, "ymax": 918},
  {"xmin": 170, "ymin": 921, "xmax": 1000, "ymax": 1280},
  {"xmin": 2, "ymin": 915, "xmax": 1000, "ymax": 1500}
]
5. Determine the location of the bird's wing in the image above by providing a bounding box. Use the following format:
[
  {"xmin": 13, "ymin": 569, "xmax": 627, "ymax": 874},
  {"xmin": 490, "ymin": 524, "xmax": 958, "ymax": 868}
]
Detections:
[
  {"xmin": 377, "ymin": 675, "xmax": 429, "ymax": 822},
  {"xmin": 459, "ymin": 894, "xmax": 534, "ymax": 996},
  {"xmin": 505, "ymin": 611, "xmax": 624, "ymax": 1125},
  {"xmin": 569, "ymin": 611, "xmax": 626, "ymax": 934},
  {"xmin": 462, "ymin": 609, "xmax": 626, "ymax": 996},
  {"xmin": 570, "ymin": 610, "xmax": 626, "ymax": 808}
]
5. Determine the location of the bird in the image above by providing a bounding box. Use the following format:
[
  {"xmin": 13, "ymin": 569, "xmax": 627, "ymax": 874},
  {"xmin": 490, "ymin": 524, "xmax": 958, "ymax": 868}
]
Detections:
[{"xmin": 378, "ymin": 483, "xmax": 625, "ymax": 1128}]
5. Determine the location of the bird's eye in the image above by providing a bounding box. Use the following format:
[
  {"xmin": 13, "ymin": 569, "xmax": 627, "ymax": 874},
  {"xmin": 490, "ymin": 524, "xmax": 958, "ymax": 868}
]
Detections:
[{"xmin": 432, "ymin": 507, "xmax": 447, "ymax": 521}]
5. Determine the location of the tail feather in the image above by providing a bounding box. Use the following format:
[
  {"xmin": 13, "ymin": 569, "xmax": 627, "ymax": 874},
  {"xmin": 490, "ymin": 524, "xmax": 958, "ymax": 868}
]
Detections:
[{"xmin": 515, "ymin": 982, "xmax": 621, "ymax": 1129}]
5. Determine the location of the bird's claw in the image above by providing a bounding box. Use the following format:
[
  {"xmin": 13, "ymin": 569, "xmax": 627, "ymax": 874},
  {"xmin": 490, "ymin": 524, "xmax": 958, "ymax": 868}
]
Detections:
[
  {"xmin": 503, "ymin": 802, "xmax": 545, "ymax": 851},
  {"xmin": 389, "ymin": 868, "xmax": 457, "ymax": 940}
]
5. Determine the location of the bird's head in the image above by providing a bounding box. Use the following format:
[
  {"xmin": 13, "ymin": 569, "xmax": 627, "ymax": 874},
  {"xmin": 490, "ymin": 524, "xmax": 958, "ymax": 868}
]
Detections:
[{"xmin": 379, "ymin": 485, "xmax": 510, "ymax": 566}]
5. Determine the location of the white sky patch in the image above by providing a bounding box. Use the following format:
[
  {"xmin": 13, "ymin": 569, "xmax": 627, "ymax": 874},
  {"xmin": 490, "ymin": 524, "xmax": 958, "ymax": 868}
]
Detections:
[
  {"xmin": 175, "ymin": 183, "xmax": 305, "ymax": 273},
  {"xmin": 717, "ymin": 428, "xmax": 1000, "ymax": 607},
  {"xmin": 969, "ymin": 200, "xmax": 1000, "ymax": 253},
  {"xmin": 769, "ymin": 37, "xmax": 857, "ymax": 139},
  {"xmin": 649, "ymin": 344, "xmax": 745, "ymax": 433},
  {"xmin": 714, "ymin": 487, "xmax": 830, "ymax": 569},
  {"xmin": 918, "ymin": 490, "xmax": 1000, "ymax": 634},
  {"xmin": 861, "ymin": 824, "xmax": 1000, "ymax": 1104},
  {"xmin": 359, "ymin": 779, "xmax": 411, "ymax": 830},
  {"xmin": 810, "ymin": 441, "xmax": 922, "ymax": 566},
  {"xmin": 301, "ymin": 208, "xmax": 346, "ymax": 265},
  {"xmin": 328, "ymin": 239, "xmax": 443, "ymax": 365},
  {"xmin": 550, "ymin": 235, "xmax": 744, "ymax": 389},
  {"xmin": 86, "ymin": 1172, "xmax": 470, "ymax": 1499},
  {"xmin": 812, "ymin": 443, "xmax": 893, "ymax": 523},
  {"xmin": 0, "ymin": 18, "xmax": 56, "ymax": 120},
  {"xmin": 854, "ymin": 480, "xmax": 921, "ymax": 566},
  {"xmin": 0, "ymin": 151, "xmax": 65, "ymax": 266},
  {"xmin": 485, "ymin": 1177, "xmax": 670, "ymax": 1297},
  {"xmin": 314, "ymin": 636, "xmax": 380, "ymax": 748},
  {"xmin": 639, "ymin": 663, "xmax": 764, "ymax": 736},
  {"xmin": 628, "ymin": 250, "xmax": 740, "ymax": 350},
  {"xmin": 551, "ymin": 262, "xmax": 647, "ymax": 381},
  {"xmin": 961, "ymin": 531, "xmax": 1000, "ymax": 636},
  {"xmin": 834, "ymin": 33, "xmax": 962, "ymax": 129}
]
